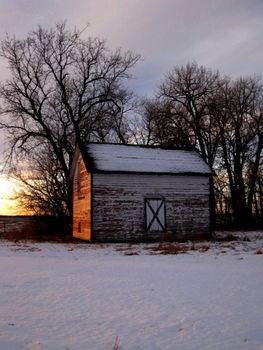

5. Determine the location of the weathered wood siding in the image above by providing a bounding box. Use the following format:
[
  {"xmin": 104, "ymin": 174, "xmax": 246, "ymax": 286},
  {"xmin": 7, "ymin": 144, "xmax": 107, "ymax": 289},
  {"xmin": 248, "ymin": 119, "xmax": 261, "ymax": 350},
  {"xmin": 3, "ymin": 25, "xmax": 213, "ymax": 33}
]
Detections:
[
  {"xmin": 92, "ymin": 173, "xmax": 210, "ymax": 241},
  {"xmin": 72, "ymin": 153, "xmax": 91, "ymax": 240}
]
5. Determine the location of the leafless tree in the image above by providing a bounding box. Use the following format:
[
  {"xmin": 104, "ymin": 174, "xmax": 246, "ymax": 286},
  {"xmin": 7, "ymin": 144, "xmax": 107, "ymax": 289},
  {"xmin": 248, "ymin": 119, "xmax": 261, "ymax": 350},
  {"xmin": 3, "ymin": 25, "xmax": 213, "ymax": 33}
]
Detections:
[
  {"xmin": 13, "ymin": 144, "xmax": 69, "ymax": 216},
  {"xmin": 151, "ymin": 63, "xmax": 263, "ymax": 228},
  {"xmin": 134, "ymin": 98, "xmax": 193, "ymax": 147},
  {"xmin": 0, "ymin": 22, "xmax": 139, "ymax": 215},
  {"xmin": 155, "ymin": 63, "xmax": 222, "ymax": 225},
  {"xmin": 215, "ymin": 76, "xmax": 263, "ymax": 226},
  {"xmin": 158, "ymin": 62, "xmax": 221, "ymax": 167}
]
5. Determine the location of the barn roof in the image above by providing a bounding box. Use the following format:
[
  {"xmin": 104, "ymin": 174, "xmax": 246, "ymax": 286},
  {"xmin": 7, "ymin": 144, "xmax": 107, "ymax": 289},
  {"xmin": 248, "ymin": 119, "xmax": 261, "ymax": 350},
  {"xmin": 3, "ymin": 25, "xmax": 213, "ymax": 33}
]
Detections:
[{"xmin": 77, "ymin": 143, "xmax": 212, "ymax": 175}]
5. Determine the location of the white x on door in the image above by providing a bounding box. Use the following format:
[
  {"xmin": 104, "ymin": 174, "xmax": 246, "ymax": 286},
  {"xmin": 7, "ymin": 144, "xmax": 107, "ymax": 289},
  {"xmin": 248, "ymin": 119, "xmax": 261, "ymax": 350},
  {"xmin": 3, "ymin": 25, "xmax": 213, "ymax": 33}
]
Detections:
[{"xmin": 145, "ymin": 198, "xmax": 166, "ymax": 232}]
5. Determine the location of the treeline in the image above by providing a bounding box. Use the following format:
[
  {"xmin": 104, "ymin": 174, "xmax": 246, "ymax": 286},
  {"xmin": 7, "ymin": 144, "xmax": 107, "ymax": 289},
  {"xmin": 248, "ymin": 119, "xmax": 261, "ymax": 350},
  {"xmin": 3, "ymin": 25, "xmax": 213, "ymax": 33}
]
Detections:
[
  {"xmin": 0, "ymin": 23, "xmax": 262, "ymax": 228},
  {"xmin": 138, "ymin": 65, "xmax": 263, "ymax": 228}
]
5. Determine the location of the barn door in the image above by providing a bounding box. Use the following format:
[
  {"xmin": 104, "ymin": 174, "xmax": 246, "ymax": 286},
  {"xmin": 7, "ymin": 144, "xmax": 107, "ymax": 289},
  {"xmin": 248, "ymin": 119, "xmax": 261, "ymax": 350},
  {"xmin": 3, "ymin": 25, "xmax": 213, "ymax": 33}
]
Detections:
[{"xmin": 145, "ymin": 198, "xmax": 166, "ymax": 232}]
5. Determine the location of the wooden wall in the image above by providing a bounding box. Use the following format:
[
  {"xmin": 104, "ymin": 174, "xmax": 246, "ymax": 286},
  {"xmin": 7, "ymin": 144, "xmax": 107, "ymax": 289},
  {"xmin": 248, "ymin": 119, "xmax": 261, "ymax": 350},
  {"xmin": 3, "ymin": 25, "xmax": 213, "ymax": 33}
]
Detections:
[
  {"xmin": 92, "ymin": 173, "xmax": 210, "ymax": 241},
  {"xmin": 72, "ymin": 153, "xmax": 91, "ymax": 240}
]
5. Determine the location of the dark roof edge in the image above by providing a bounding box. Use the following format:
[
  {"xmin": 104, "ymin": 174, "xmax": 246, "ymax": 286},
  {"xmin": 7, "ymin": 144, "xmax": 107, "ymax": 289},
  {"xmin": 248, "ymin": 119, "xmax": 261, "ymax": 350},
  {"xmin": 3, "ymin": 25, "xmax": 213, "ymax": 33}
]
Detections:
[
  {"xmin": 91, "ymin": 170, "xmax": 213, "ymax": 176},
  {"xmin": 84, "ymin": 142, "xmax": 196, "ymax": 152}
]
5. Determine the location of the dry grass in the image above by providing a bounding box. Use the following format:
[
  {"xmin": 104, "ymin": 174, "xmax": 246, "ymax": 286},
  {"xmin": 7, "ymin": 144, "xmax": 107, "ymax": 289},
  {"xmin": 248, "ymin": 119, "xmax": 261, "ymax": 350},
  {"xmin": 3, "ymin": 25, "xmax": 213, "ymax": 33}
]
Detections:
[
  {"xmin": 115, "ymin": 244, "xmax": 139, "ymax": 255},
  {"xmin": 147, "ymin": 239, "xmax": 212, "ymax": 255},
  {"xmin": 212, "ymin": 232, "xmax": 238, "ymax": 242},
  {"xmin": 151, "ymin": 242, "xmax": 188, "ymax": 255},
  {"xmin": 123, "ymin": 251, "xmax": 139, "ymax": 256},
  {"xmin": 113, "ymin": 336, "xmax": 120, "ymax": 350}
]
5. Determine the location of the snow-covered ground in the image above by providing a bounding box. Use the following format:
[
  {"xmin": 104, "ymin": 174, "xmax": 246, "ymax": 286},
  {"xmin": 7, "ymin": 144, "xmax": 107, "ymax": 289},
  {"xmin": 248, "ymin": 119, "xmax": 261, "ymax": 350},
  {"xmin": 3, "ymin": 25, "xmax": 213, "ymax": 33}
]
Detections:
[{"xmin": 0, "ymin": 232, "xmax": 263, "ymax": 350}]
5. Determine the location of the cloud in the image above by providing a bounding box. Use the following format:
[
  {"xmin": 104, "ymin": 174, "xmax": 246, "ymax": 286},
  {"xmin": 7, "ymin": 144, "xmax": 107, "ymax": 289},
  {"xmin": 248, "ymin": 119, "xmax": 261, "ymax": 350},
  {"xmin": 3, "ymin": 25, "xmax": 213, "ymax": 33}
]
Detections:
[
  {"xmin": 0, "ymin": 0, "xmax": 262, "ymax": 89},
  {"xmin": 0, "ymin": 0, "xmax": 262, "ymax": 160}
]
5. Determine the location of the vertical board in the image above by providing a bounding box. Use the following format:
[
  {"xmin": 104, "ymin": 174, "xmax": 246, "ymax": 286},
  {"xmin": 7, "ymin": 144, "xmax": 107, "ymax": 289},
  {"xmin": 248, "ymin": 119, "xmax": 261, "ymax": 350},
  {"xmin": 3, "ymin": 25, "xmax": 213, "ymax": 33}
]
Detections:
[{"xmin": 72, "ymin": 153, "xmax": 92, "ymax": 240}]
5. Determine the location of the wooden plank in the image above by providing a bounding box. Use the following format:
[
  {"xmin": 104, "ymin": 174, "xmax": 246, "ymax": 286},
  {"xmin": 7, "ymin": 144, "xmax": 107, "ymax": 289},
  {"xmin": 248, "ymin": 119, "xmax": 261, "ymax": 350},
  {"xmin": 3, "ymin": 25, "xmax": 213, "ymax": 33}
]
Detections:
[
  {"xmin": 92, "ymin": 173, "xmax": 210, "ymax": 241},
  {"xmin": 72, "ymin": 153, "xmax": 92, "ymax": 241}
]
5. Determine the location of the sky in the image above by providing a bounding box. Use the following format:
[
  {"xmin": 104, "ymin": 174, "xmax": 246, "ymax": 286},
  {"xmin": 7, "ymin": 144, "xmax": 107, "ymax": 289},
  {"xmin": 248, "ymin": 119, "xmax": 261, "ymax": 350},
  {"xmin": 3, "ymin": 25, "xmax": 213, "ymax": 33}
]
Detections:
[{"xmin": 0, "ymin": 0, "xmax": 263, "ymax": 214}]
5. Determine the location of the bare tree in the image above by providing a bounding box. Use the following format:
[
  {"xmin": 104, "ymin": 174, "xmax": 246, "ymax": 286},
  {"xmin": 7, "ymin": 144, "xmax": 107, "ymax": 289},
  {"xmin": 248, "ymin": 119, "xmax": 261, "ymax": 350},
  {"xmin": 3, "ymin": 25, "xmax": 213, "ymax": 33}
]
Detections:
[
  {"xmin": 158, "ymin": 62, "xmax": 221, "ymax": 167},
  {"xmin": 255, "ymin": 168, "xmax": 263, "ymax": 224},
  {"xmin": 0, "ymin": 22, "xmax": 139, "ymax": 215},
  {"xmin": 13, "ymin": 144, "xmax": 69, "ymax": 216},
  {"xmin": 156, "ymin": 63, "xmax": 222, "ymax": 225},
  {"xmin": 135, "ymin": 98, "xmax": 193, "ymax": 147},
  {"xmin": 215, "ymin": 76, "xmax": 263, "ymax": 226},
  {"xmin": 91, "ymin": 89, "xmax": 139, "ymax": 144},
  {"xmin": 151, "ymin": 63, "xmax": 263, "ymax": 228}
]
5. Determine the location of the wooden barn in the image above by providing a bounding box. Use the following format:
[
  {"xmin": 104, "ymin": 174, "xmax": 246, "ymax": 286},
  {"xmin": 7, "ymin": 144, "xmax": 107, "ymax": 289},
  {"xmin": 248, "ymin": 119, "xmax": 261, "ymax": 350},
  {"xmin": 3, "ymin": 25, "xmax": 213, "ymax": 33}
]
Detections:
[{"xmin": 70, "ymin": 143, "xmax": 212, "ymax": 242}]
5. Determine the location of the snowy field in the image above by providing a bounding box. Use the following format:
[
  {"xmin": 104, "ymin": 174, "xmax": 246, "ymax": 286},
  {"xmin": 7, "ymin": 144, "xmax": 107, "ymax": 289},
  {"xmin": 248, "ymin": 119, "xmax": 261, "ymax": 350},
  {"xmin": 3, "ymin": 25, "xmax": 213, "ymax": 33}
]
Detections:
[{"xmin": 0, "ymin": 232, "xmax": 263, "ymax": 350}]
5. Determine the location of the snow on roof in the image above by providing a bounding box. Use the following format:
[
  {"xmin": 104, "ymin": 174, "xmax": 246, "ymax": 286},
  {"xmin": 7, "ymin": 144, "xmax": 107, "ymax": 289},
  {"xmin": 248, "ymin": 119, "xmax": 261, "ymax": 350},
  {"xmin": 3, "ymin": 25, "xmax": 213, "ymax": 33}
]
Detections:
[{"xmin": 86, "ymin": 143, "xmax": 212, "ymax": 174}]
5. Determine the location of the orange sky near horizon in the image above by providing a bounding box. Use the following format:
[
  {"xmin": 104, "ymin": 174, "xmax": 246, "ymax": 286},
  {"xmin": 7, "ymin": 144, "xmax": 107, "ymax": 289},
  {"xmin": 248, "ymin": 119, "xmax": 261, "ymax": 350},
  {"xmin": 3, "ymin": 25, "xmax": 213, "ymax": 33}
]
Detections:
[{"xmin": 0, "ymin": 176, "xmax": 23, "ymax": 215}]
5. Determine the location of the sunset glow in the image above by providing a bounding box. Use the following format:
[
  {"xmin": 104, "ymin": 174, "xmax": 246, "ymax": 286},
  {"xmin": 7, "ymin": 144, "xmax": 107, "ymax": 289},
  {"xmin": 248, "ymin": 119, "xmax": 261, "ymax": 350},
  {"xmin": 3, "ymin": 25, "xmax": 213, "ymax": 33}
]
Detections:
[{"xmin": 0, "ymin": 176, "xmax": 21, "ymax": 215}]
